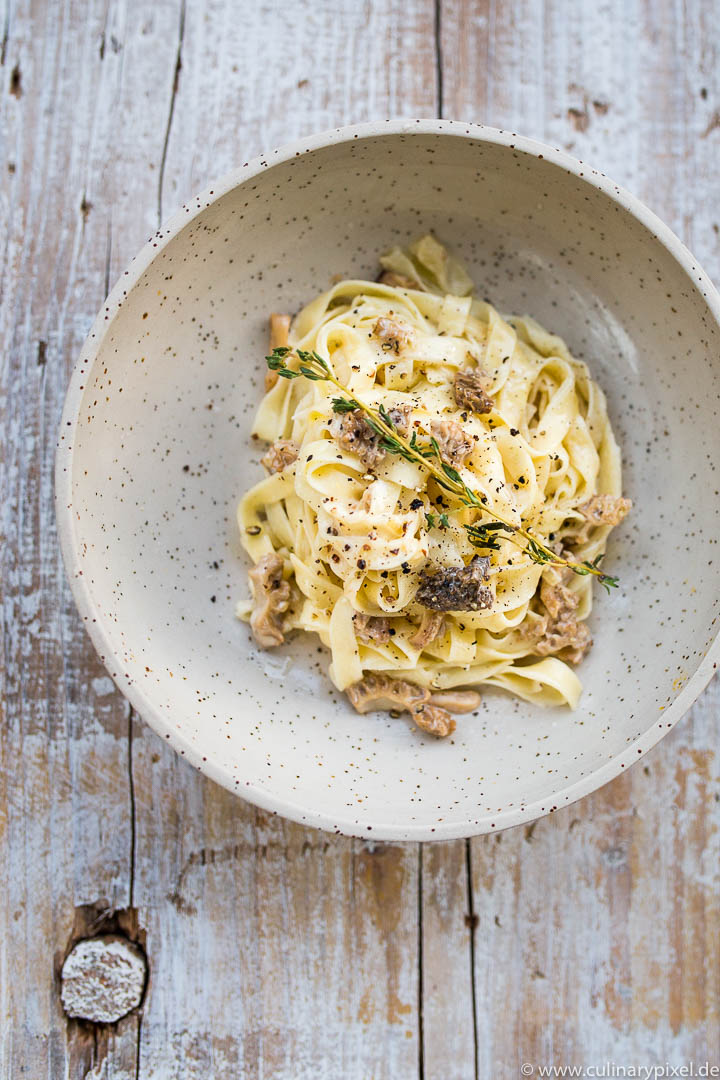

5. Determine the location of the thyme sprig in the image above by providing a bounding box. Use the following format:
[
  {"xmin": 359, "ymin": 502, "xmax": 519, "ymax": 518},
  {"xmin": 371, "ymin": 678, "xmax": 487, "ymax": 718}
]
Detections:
[{"xmin": 266, "ymin": 346, "xmax": 619, "ymax": 590}]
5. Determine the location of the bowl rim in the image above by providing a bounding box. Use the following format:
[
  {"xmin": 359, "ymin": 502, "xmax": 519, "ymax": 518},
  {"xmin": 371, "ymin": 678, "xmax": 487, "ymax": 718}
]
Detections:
[{"xmin": 55, "ymin": 117, "xmax": 720, "ymax": 841}]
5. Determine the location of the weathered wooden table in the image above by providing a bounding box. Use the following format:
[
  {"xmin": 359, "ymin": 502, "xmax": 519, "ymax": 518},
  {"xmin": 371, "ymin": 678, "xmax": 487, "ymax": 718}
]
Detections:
[{"xmin": 2, "ymin": 1, "xmax": 719, "ymax": 1076}]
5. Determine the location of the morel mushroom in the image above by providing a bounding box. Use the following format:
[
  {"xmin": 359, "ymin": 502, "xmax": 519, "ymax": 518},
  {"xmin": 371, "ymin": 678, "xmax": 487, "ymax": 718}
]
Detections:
[
  {"xmin": 261, "ymin": 439, "xmax": 299, "ymax": 473},
  {"xmin": 353, "ymin": 613, "xmax": 392, "ymax": 645},
  {"xmin": 416, "ymin": 556, "xmax": 493, "ymax": 612},
  {"xmin": 409, "ymin": 610, "xmax": 445, "ymax": 649},
  {"xmin": 331, "ymin": 404, "xmax": 411, "ymax": 471},
  {"xmin": 453, "ymin": 368, "xmax": 494, "ymax": 415},
  {"xmin": 372, "ymin": 317, "xmax": 414, "ymax": 354},
  {"xmin": 429, "ymin": 419, "xmax": 474, "ymax": 468},
  {"xmin": 412, "ymin": 700, "xmax": 457, "ymax": 737},
  {"xmin": 248, "ymin": 553, "xmax": 291, "ymax": 648},
  {"xmin": 378, "ymin": 271, "xmax": 422, "ymax": 290},
  {"xmin": 523, "ymin": 573, "xmax": 592, "ymax": 664},
  {"xmin": 331, "ymin": 410, "xmax": 384, "ymax": 470},
  {"xmin": 346, "ymin": 673, "xmax": 455, "ymax": 738},
  {"xmin": 569, "ymin": 494, "xmax": 632, "ymax": 545},
  {"xmin": 428, "ymin": 689, "xmax": 481, "ymax": 714}
]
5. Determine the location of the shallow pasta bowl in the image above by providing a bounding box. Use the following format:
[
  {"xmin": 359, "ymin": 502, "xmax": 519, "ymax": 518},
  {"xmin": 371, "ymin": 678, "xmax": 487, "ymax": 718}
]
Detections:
[{"xmin": 56, "ymin": 120, "xmax": 720, "ymax": 840}]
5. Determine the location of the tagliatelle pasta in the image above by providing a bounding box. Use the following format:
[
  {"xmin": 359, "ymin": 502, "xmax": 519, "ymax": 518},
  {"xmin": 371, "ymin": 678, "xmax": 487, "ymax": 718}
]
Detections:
[{"xmin": 237, "ymin": 236, "xmax": 630, "ymax": 736}]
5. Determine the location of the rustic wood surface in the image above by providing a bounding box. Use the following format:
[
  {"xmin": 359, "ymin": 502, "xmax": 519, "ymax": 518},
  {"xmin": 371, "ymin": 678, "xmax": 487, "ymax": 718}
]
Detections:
[{"xmin": 1, "ymin": 1, "xmax": 718, "ymax": 1077}]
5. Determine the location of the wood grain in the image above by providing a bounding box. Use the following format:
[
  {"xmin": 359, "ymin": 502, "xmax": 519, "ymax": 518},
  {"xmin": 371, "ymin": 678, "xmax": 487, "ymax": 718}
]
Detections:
[
  {"xmin": 0, "ymin": 1, "xmax": 168, "ymax": 1075},
  {"xmin": 442, "ymin": 1, "xmax": 720, "ymax": 1072},
  {"xmin": 1, "ymin": 0, "xmax": 719, "ymax": 1077},
  {"xmin": 127, "ymin": 4, "xmax": 445, "ymax": 1076}
]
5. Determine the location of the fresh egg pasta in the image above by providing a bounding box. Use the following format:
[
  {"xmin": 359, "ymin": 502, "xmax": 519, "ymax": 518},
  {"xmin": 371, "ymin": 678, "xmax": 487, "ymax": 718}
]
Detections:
[{"xmin": 237, "ymin": 236, "xmax": 630, "ymax": 737}]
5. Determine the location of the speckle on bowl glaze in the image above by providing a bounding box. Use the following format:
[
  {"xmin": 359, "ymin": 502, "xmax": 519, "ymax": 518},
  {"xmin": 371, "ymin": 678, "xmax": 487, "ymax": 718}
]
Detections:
[{"xmin": 55, "ymin": 120, "xmax": 720, "ymax": 841}]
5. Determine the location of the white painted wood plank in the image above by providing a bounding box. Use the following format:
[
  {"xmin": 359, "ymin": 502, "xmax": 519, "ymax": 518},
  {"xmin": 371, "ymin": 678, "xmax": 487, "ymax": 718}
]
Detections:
[
  {"xmin": 442, "ymin": 0, "xmax": 720, "ymax": 1070},
  {"xmin": 0, "ymin": 0, "xmax": 182, "ymax": 1075},
  {"xmin": 159, "ymin": 0, "xmax": 439, "ymax": 213},
  {"xmin": 421, "ymin": 840, "xmax": 477, "ymax": 1079},
  {"xmin": 470, "ymin": 699, "xmax": 720, "ymax": 1071},
  {"xmin": 128, "ymin": 3, "xmax": 452, "ymax": 1078},
  {"xmin": 131, "ymin": 761, "xmax": 423, "ymax": 1079}
]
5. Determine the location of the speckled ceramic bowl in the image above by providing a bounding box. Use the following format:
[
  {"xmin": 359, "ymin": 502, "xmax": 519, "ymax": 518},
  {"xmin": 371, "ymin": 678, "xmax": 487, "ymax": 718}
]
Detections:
[{"xmin": 56, "ymin": 120, "xmax": 720, "ymax": 840}]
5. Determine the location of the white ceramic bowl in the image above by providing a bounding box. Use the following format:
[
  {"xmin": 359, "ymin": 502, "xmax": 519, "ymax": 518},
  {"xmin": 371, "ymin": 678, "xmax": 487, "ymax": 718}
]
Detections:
[{"xmin": 56, "ymin": 120, "xmax": 720, "ymax": 840}]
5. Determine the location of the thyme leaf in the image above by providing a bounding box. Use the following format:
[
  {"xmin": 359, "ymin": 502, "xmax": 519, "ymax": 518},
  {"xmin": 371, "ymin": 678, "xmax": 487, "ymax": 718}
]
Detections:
[{"xmin": 331, "ymin": 396, "xmax": 358, "ymax": 414}]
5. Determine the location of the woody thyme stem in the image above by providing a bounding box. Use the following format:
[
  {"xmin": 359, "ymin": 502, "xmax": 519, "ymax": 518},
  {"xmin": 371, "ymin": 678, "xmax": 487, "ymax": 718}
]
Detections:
[{"xmin": 266, "ymin": 347, "xmax": 618, "ymax": 590}]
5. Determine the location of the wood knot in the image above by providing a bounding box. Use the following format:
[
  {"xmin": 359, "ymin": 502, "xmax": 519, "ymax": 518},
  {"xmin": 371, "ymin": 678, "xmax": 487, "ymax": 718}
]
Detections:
[{"xmin": 60, "ymin": 935, "xmax": 147, "ymax": 1024}]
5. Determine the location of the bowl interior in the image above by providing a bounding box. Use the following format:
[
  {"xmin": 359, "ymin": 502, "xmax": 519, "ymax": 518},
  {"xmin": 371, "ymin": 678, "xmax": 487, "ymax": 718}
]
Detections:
[{"xmin": 63, "ymin": 128, "xmax": 720, "ymax": 838}]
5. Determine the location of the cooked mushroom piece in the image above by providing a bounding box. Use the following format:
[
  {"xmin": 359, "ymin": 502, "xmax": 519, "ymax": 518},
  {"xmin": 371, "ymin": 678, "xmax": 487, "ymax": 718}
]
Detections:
[
  {"xmin": 409, "ymin": 610, "xmax": 445, "ymax": 649},
  {"xmin": 529, "ymin": 613, "xmax": 592, "ymax": 665},
  {"xmin": 347, "ymin": 673, "xmax": 427, "ymax": 714},
  {"xmin": 416, "ymin": 556, "xmax": 493, "ymax": 613},
  {"xmin": 353, "ymin": 613, "xmax": 392, "ymax": 645},
  {"xmin": 331, "ymin": 409, "xmax": 385, "ymax": 470},
  {"xmin": 372, "ymin": 317, "xmax": 414, "ymax": 354},
  {"xmin": 453, "ymin": 369, "xmax": 494, "ymax": 415},
  {"xmin": 378, "ymin": 271, "xmax": 422, "ymax": 290},
  {"xmin": 265, "ymin": 313, "xmax": 291, "ymax": 391},
  {"xmin": 539, "ymin": 575, "xmax": 575, "ymax": 620},
  {"xmin": 346, "ymin": 673, "xmax": 456, "ymax": 738},
  {"xmin": 569, "ymin": 494, "xmax": 632, "ymax": 545},
  {"xmin": 429, "ymin": 419, "xmax": 474, "ymax": 468},
  {"xmin": 386, "ymin": 403, "xmax": 412, "ymax": 437},
  {"xmin": 331, "ymin": 404, "xmax": 411, "ymax": 471},
  {"xmin": 412, "ymin": 700, "xmax": 456, "ymax": 737},
  {"xmin": 428, "ymin": 689, "xmax": 481, "ymax": 714},
  {"xmin": 261, "ymin": 439, "xmax": 299, "ymax": 473},
  {"xmin": 579, "ymin": 493, "xmax": 632, "ymax": 526},
  {"xmin": 522, "ymin": 573, "xmax": 592, "ymax": 664},
  {"xmin": 248, "ymin": 553, "xmax": 291, "ymax": 648}
]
